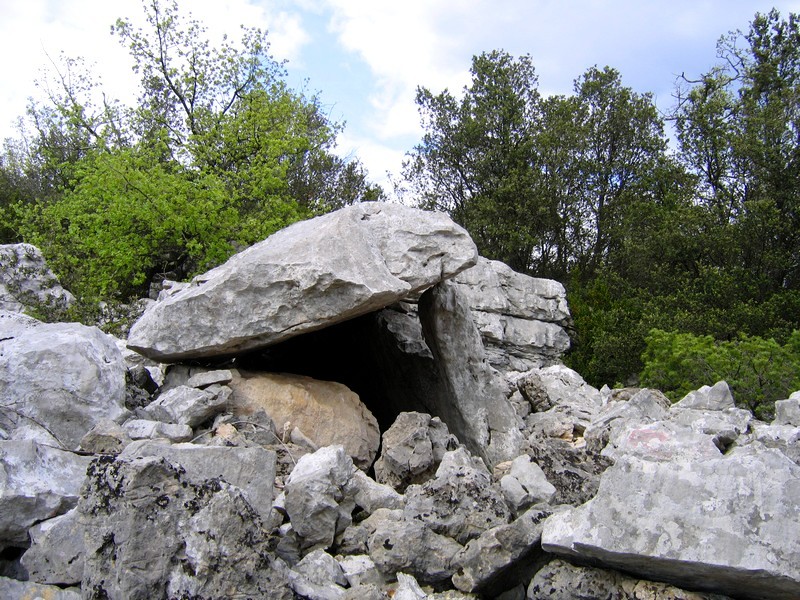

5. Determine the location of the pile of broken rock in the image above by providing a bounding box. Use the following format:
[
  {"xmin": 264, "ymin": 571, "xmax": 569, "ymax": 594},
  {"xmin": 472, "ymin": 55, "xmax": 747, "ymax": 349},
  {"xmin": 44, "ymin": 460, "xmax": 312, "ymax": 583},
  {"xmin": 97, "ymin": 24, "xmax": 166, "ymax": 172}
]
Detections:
[{"xmin": 0, "ymin": 202, "xmax": 798, "ymax": 600}]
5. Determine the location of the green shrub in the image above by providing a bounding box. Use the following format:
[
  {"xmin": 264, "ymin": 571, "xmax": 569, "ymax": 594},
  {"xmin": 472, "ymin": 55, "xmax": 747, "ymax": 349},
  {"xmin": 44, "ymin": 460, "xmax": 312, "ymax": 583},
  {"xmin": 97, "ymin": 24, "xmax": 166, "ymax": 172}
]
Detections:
[{"xmin": 640, "ymin": 329, "xmax": 800, "ymax": 420}]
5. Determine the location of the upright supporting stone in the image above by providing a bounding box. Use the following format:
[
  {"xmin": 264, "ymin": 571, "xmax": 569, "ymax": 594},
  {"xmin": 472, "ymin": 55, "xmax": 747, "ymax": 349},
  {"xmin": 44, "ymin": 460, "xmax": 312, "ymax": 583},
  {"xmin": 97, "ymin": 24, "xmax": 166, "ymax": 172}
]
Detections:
[{"xmin": 418, "ymin": 280, "xmax": 523, "ymax": 466}]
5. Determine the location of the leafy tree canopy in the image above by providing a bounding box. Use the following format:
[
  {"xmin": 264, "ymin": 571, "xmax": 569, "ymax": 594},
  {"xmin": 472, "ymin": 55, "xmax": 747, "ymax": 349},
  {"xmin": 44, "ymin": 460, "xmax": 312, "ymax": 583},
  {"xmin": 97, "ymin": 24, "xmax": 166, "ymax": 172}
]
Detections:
[{"xmin": 1, "ymin": 0, "xmax": 382, "ymax": 308}]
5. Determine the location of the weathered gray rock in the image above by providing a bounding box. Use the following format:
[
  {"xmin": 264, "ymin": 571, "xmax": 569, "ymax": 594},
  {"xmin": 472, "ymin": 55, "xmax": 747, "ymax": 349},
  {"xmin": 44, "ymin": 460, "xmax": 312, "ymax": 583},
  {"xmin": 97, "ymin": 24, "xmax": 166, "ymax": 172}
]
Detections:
[
  {"xmin": 499, "ymin": 455, "xmax": 556, "ymax": 513},
  {"xmin": 668, "ymin": 406, "xmax": 753, "ymax": 451},
  {"xmin": 284, "ymin": 445, "xmax": 356, "ymax": 550},
  {"xmin": 674, "ymin": 380, "xmax": 735, "ymax": 411},
  {"xmin": 120, "ymin": 440, "xmax": 276, "ymax": 522},
  {"xmin": 143, "ymin": 383, "xmax": 230, "ymax": 427},
  {"xmin": 374, "ymin": 412, "xmax": 459, "ymax": 492},
  {"xmin": 127, "ymin": 202, "xmax": 478, "ymax": 361},
  {"xmin": 0, "ymin": 310, "xmax": 41, "ymax": 338},
  {"xmin": 541, "ymin": 445, "xmax": 800, "ymax": 600},
  {"xmin": 521, "ymin": 365, "xmax": 603, "ymax": 442},
  {"xmin": 451, "ymin": 505, "xmax": 559, "ymax": 596},
  {"xmin": 21, "ymin": 508, "xmax": 85, "ymax": 586},
  {"xmin": 363, "ymin": 508, "xmax": 463, "ymax": 585},
  {"xmin": 0, "ymin": 440, "xmax": 91, "ymax": 547},
  {"xmin": 349, "ymin": 468, "xmax": 404, "ymax": 513},
  {"xmin": 79, "ymin": 419, "xmax": 131, "ymax": 454},
  {"xmin": 452, "ymin": 257, "xmax": 570, "ymax": 371},
  {"xmin": 527, "ymin": 558, "xmax": 733, "ymax": 600},
  {"xmin": 774, "ymin": 397, "xmax": 800, "ymax": 427},
  {"xmin": 418, "ymin": 280, "xmax": 524, "ymax": 465},
  {"xmin": 122, "ymin": 419, "xmax": 193, "ymax": 442},
  {"xmin": 598, "ymin": 420, "xmax": 723, "ymax": 463},
  {"xmin": 186, "ymin": 368, "xmax": 233, "ymax": 388},
  {"xmin": 0, "ymin": 243, "xmax": 74, "ymax": 313},
  {"xmin": 750, "ymin": 421, "xmax": 800, "ymax": 465},
  {"xmin": 0, "ymin": 322, "xmax": 127, "ymax": 449},
  {"xmin": 523, "ymin": 433, "xmax": 613, "ymax": 506},
  {"xmin": 404, "ymin": 447, "xmax": 511, "ymax": 545},
  {"xmin": 229, "ymin": 371, "xmax": 380, "ymax": 470},
  {"xmin": 79, "ymin": 454, "xmax": 291, "ymax": 600},
  {"xmin": 0, "ymin": 576, "xmax": 81, "ymax": 599},
  {"xmin": 288, "ymin": 548, "xmax": 348, "ymax": 600},
  {"xmin": 338, "ymin": 554, "xmax": 385, "ymax": 588},
  {"xmin": 394, "ymin": 572, "xmax": 428, "ymax": 600}
]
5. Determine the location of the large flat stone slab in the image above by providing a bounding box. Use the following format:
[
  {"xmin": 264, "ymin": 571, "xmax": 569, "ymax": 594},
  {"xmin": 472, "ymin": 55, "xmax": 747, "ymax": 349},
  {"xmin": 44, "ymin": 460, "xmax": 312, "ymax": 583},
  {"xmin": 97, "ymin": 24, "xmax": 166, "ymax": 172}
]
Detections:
[
  {"xmin": 127, "ymin": 203, "xmax": 477, "ymax": 362},
  {"xmin": 541, "ymin": 445, "xmax": 800, "ymax": 600}
]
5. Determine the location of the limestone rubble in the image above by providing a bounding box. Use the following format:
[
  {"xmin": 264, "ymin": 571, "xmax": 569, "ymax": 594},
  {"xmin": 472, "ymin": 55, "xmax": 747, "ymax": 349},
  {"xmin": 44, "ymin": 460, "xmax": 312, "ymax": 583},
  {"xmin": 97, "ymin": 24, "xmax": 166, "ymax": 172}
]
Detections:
[{"xmin": 0, "ymin": 207, "xmax": 797, "ymax": 599}]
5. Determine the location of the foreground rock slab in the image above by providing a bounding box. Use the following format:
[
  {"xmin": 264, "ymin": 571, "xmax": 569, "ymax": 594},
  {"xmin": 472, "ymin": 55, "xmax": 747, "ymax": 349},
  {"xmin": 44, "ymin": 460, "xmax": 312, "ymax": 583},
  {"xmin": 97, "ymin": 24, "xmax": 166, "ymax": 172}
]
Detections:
[
  {"xmin": 128, "ymin": 203, "xmax": 477, "ymax": 361},
  {"xmin": 541, "ymin": 445, "xmax": 800, "ymax": 600}
]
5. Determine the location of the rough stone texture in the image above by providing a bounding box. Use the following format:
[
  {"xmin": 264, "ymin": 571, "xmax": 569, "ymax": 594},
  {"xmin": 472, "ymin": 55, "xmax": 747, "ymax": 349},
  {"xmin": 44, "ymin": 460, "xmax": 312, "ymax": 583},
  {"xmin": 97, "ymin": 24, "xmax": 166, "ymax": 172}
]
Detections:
[
  {"xmin": 541, "ymin": 445, "xmax": 800, "ymax": 600},
  {"xmin": 0, "ymin": 576, "xmax": 81, "ymax": 599},
  {"xmin": 284, "ymin": 445, "xmax": 356, "ymax": 550},
  {"xmin": 521, "ymin": 365, "xmax": 603, "ymax": 442},
  {"xmin": 751, "ymin": 421, "xmax": 800, "ymax": 465},
  {"xmin": 525, "ymin": 433, "xmax": 613, "ymax": 507},
  {"xmin": 0, "ymin": 440, "xmax": 91, "ymax": 547},
  {"xmin": 499, "ymin": 455, "xmax": 556, "ymax": 513},
  {"xmin": 362, "ymin": 508, "xmax": 463, "ymax": 586},
  {"xmin": 21, "ymin": 508, "xmax": 85, "ymax": 586},
  {"xmin": 79, "ymin": 454, "xmax": 291, "ymax": 600},
  {"xmin": 774, "ymin": 397, "xmax": 800, "ymax": 427},
  {"xmin": 674, "ymin": 380, "xmax": 735, "ymax": 411},
  {"xmin": 121, "ymin": 419, "xmax": 193, "ymax": 442},
  {"xmin": 143, "ymin": 383, "xmax": 230, "ymax": 427},
  {"xmin": 451, "ymin": 505, "xmax": 558, "ymax": 596},
  {"xmin": 127, "ymin": 202, "xmax": 478, "ymax": 361},
  {"xmin": 186, "ymin": 368, "xmax": 233, "ymax": 388},
  {"xmin": 79, "ymin": 419, "xmax": 131, "ymax": 455},
  {"xmin": 452, "ymin": 257, "xmax": 571, "ymax": 371},
  {"xmin": 229, "ymin": 371, "xmax": 380, "ymax": 470},
  {"xmin": 667, "ymin": 406, "xmax": 752, "ymax": 452},
  {"xmin": 288, "ymin": 548, "xmax": 348, "ymax": 600},
  {"xmin": 404, "ymin": 447, "xmax": 511, "ymax": 545},
  {"xmin": 349, "ymin": 468, "xmax": 404, "ymax": 513},
  {"xmin": 0, "ymin": 243, "xmax": 74, "ymax": 313},
  {"xmin": 598, "ymin": 420, "xmax": 723, "ymax": 463},
  {"xmin": 120, "ymin": 440, "xmax": 277, "ymax": 522},
  {"xmin": 0, "ymin": 322, "xmax": 127, "ymax": 449},
  {"xmin": 527, "ymin": 559, "xmax": 733, "ymax": 600},
  {"xmin": 339, "ymin": 554, "xmax": 385, "ymax": 588},
  {"xmin": 0, "ymin": 310, "xmax": 41, "ymax": 338},
  {"xmin": 418, "ymin": 280, "xmax": 524, "ymax": 466},
  {"xmin": 374, "ymin": 412, "xmax": 459, "ymax": 492}
]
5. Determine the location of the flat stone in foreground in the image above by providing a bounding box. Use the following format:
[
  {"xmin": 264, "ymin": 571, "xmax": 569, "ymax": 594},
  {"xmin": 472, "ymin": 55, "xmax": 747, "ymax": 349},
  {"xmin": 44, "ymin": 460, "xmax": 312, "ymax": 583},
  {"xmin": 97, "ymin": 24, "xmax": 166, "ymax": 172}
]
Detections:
[{"xmin": 541, "ymin": 445, "xmax": 800, "ymax": 600}]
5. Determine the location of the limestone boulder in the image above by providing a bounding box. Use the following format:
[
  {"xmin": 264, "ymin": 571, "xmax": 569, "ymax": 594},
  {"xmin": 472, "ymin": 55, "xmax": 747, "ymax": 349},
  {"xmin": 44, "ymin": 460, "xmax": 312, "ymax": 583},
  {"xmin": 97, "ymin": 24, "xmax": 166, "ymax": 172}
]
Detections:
[
  {"xmin": 451, "ymin": 505, "xmax": 559, "ymax": 596},
  {"xmin": 0, "ymin": 322, "xmax": 127, "ymax": 449},
  {"xmin": 283, "ymin": 445, "xmax": 356, "ymax": 550},
  {"xmin": 418, "ymin": 280, "xmax": 524, "ymax": 465},
  {"xmin": 362, "ymin": 508, "xmax": 463, "ymax": 586},
  {"xmin": 119, "ymin": 440, "xmax": 277, "ymax": 522},
  {"xmin": 0, "ymin": 440, "xmax": 91, "ymax": 547},
  {"xmin": 229, "ymin": 371, "xmax": 380, "ymax": 470},
  {"xmin": 403, "ymin": 447, "xmax": 512, "ymax": 545},
  {"xmin": 127, "ymin": 202, "xmax": 478, "ymax": 362},
  {"xmin": 373, "ymin": 411, "xmax": 460, "ymax": 492},
  {"xmin": 452, "ymin": 257, "xmax": 570, "ymax": 372},
  {"xmin": 541, "ymin": 445, "xmax": 800, "ymax": 600},
  {"xmin": 0, "ymin": 577, "xmax": 80, "ymax": 599},
  {"xmin": 0, "ymin": 243, "xmax": 74, "ymax": 313},
  {"xmin": 21, "ymin": 508, "xmax": 85, "ymax": 586},
  {"xmin": 79, "ymin": 454, "xmax": 291, "ymax": 600},
  {"xmin": 527, "ymin": 559, "xmax": 733, "ymax": 600}
]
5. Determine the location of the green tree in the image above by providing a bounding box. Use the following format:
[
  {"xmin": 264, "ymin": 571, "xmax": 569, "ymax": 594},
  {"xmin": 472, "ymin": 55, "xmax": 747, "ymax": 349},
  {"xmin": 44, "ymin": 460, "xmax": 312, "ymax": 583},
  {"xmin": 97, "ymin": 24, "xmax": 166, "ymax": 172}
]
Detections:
[
  {"xmin": 403, "ymin": 50, "xmax": 546, "ymax": 273},
  {"xmin": 2, "ymin": 0, "xmax": 381, "ymax": 310}
]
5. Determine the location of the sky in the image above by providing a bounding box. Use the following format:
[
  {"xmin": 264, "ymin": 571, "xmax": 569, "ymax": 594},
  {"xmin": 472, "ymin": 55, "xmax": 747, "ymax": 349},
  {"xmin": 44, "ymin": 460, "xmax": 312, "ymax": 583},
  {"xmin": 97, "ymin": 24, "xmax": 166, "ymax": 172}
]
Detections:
[{"xmin": 2, "ymin": 0, "xmax": 799, "ymax": 194}]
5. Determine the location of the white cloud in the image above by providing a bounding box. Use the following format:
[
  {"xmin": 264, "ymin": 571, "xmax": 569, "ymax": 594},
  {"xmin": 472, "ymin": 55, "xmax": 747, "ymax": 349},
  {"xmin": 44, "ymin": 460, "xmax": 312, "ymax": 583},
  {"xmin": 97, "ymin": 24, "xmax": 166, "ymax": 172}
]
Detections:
[{"xmin": 0, "ymin": 0, "xmax": 311, "ymax": 140}]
